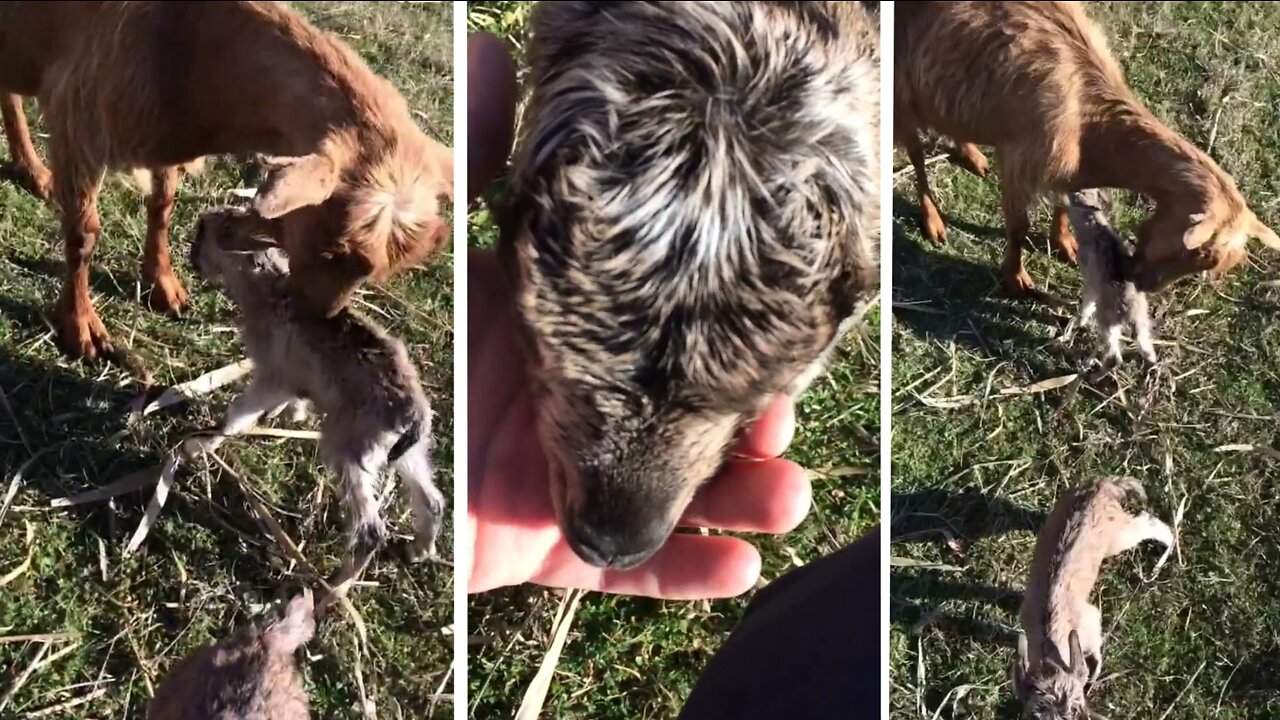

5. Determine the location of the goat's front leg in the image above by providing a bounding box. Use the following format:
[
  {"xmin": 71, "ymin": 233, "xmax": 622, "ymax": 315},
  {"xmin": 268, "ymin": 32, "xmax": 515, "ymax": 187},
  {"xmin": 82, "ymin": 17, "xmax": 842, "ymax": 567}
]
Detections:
[
  {"xmin": 184, "ymin": 379, "xmax": 294, "ymax": 458},
  {"xmin": 900, "ymin": 129, "xmax": 947, "ymax": 243},
  {"xmin": 392, "ymin": 442, "xmax": 445, "ymax": 562},
  {"xmin": 267, "ymin": 398, "xmax": 311, "ymax": 423},
  {"xmin": 50, "ymin": 147, "xmax": 111, "ymax": 359},
  {"xmin": 1051, "ymin": 203, "xmax": 1079, "ymax": 264},
  {"xmin": 142, "ymin": 165, "xmax": 189, "ymax": 316},
  {"xmin": 1109, "ymin": 511, "xmax": 1175, "ymax": 572},
  {"xmin": 1, "ymin": 93, "xmax": 51, "ymax": 201}
]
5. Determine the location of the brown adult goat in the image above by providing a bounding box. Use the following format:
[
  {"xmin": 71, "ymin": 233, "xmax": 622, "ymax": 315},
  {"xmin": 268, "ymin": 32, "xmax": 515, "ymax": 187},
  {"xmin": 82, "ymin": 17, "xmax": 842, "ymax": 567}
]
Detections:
[
  {"xmin": 0, "ymin": 1, "xmax": 453, "ymax": 359},
  {"xmin": 895, "ymin": 1, "xmax": 1278, "ymax": 295}
]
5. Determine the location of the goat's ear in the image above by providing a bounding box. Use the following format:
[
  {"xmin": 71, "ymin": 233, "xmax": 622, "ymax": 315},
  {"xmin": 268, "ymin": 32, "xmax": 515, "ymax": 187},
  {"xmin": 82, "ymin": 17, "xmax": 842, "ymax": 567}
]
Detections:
[
  {"xmin": 255, "ymin": 153, "xmax": 340, "ymax": 219},
  {"xmin": 1068, "ymin": 630, "xmax": 1086, "ymax": 679},
  {"xmin": 264, "ymin": 590, "xmax": 315, "ymax": 653},
  {"xmin": 214, "ymin": 231, "xmax": 278, "ymax": 254},
  {"xmin": 428, "ymin": 138, "xmax": 455, "ymax": 202},
  {"xmin": 1182, "ymin": 212, "xmax": 1216, "ymax": 249},
  {"xmin": 1251, "ymin": 215, "xmax": 1280, "ymax": 251}
]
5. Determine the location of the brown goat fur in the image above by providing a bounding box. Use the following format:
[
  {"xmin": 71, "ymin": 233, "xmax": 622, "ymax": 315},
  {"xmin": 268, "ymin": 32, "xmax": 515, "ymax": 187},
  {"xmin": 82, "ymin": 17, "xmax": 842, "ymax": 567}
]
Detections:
[
  {"xmin": 1014, "ymin": 476, "xmax": 1173, "ymax": 720},
  {"xmin": 895, "ymin": 1, "xmax": 1279, "ymax": 295},
  {"xmin": 0, "ymin": 1, "xmax": 452, "ymax": 360},
  {"xmin": 497, "ymin": 1, "xmax": 880, "ymax": 569},
  {"xmin": 147, "ymin": 590, "xmax": 315, "ymax": 720}
]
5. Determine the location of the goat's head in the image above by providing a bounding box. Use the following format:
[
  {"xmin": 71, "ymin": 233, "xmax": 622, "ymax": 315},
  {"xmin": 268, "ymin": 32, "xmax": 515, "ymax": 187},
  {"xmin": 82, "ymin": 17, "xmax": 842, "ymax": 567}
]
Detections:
[
  {"xmin": 1130, "ymin": 178, "xmax": 1279, "ymax": 292},
  {"xmin": 499, "ymin": 0, "xmax": 879, "ymax": 569},
  {"xmin": 251, "ymin": 128, "xmax": 454, "ymax": 317},
  {"xmin": 1013, "ymin": 631, "xmax": 1090, "ymax": 720},
  {"xmin": 189, "ymin": 207, "xmax": 289, "ymax": 289}
]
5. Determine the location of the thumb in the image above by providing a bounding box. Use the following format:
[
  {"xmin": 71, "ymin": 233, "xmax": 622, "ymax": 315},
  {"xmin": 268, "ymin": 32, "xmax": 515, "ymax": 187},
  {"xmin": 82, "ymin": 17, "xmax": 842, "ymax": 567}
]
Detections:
[{"xmin": 467, "ymin": 32, "xmax": 518, "ymax": 205}]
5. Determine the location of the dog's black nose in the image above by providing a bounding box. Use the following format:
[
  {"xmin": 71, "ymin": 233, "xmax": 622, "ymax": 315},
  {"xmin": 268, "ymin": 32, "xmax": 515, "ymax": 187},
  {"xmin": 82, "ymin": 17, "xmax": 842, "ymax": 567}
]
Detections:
[{"xmin": 563, "ymin": 514, "xmax": 671, "ymax": 570}]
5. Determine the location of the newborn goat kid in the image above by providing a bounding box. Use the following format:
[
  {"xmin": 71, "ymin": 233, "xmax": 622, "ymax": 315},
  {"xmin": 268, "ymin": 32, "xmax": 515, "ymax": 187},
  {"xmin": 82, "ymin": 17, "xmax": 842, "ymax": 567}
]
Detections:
[
  {"xmin": 1064, "ymin": 189, "xmax": 1156, "ymax": 366},
  {"xmin": 186, "ymin": 208, "xmax": 444, "ymax": 571},
  {"xmin": 1015, "ymin": 476, "xmax": 1174, "ymax": 720},
  {"xmin": 148, "ymin": 590, "xmax": 315, "ymax": 720}
]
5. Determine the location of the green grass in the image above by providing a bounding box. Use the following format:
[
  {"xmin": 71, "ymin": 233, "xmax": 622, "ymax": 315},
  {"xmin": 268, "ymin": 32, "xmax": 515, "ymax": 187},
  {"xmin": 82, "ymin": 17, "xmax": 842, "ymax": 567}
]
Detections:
[
  {"xmin": 466, "ymin": 3, "xmax": 880, "ymax": 718},
  {"xmin": 0, "ymin": 3, "xmax": 453, "ymax": 718},
  {"xmin": 890, "ymin": 3, "xmax": 1280, "ymax": 718}
]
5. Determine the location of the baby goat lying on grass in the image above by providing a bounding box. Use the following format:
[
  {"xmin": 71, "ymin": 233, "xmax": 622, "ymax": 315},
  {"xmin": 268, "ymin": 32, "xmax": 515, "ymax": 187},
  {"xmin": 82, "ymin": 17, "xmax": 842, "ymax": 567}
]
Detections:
[
  {"xmin": 1015, "ymin": 476, "xmax": 1174, "ymax": 720},
  {"xmin": 148, "ymin": 590, "xmax": 315, "ymax": 720},
  {"xmin": 1064, "ymin": 189, "xmax": 1157, "ymax": 367},
  {"xmin": 184, "ymin": 207, "xmax": 444, "ymax": 575}
]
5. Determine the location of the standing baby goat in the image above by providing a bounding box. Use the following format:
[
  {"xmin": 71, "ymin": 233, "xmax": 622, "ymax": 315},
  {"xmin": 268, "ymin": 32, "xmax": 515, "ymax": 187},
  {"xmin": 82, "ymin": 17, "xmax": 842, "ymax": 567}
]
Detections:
[
  {"xmin": 1064, "ymin": 189, "xmax": 1157, "ymax": 367},
  {"xmin": 148, "ymin": 590, "xmax": 315, "ymax": 720},
  {"xmin": 1015, "ymin": 476, "xmax": 1174, "ymax": 720},
  {"xmin": 184, "ymin": 207, "xmax": 444, "ymax": 575}
]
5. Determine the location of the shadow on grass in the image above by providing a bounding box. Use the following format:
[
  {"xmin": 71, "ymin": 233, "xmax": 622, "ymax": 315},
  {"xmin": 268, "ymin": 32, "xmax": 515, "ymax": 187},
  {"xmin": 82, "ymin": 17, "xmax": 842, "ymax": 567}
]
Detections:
[
  {"xmin": 888, "ymin": 487, "xmax": 1037, "ymax": 642},
  {"xmin": 892, "ymin": 488, "xmax": 1044, "ymax": 545},
  {"xmin": 0, "ymin": 301, "xmax": 297, "ymax": 560},
  {"xmin": 4, "ymin": 253, "xmax": 140, "ymax": 306},
  {"xmin": 889, "ymin": 487, "xmax": 1041, "ymax": 712}
]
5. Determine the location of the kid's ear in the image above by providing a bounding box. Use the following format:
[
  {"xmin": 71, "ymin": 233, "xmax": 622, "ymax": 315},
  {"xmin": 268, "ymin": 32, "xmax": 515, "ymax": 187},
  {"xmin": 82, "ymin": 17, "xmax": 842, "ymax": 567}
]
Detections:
[{"xmin": 214, "ymin": 231, "xmax": 279, "ymax": 254}]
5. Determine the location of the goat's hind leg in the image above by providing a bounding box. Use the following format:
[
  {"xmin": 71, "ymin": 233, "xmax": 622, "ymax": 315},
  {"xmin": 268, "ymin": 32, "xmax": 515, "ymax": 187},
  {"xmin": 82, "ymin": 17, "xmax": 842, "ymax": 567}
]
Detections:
[
  {"xmin": 1099, "ymin": 321, "xmax": 1124, "ymax": 370},
  {"xmin": 46, "ymin": 85, "xmax": 114, "ymax": 359},
  {"xmin": 1132, "ymin": 298, "xmax": 1159, "ymax": 366},
  {"xmin": 392, "ymin": 439, "xmax": 445, "ymax": 563},
  {"xmin": 319, "ymin": 435, "xmax": 391, "ymax": 602},
  {"xmin": 1051, "ymin": 203, "xmax": 1079, "ymax": 265},
  {"xmin": 1108, "ymin": 511, "xmax": 1175, "ymax": 573},
  {"xmin": 1081, "ymin": 603, "xmax": 1104, "ymax": 683},
  {"xmin": 950, "ymin": 141, "xmax": 989, "ymax": 178},
  {"xmin": 1, "ymin": 93, "xmax": 51, "ymax": 201},
  {"xmin": 896, "ymin": 121, "xmax": 947, "ymax": 243},
  {"xmin": 1062, "ymin": 285, "xmax": 1098, "ymax": 346}
]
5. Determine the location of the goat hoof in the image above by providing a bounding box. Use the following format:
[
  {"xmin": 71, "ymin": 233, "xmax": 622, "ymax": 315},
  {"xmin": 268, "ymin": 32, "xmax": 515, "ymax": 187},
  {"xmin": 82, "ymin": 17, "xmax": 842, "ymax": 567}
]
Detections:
[
  {"xmin": 54, "ymin": 305, "xmax": 114, "ymax": 360},
  {"xmin": 2, "ymin": 161, "xmax": 52, "ymax": 202},
  {"xmin": 144, "ymin": 270, "xmax": 189, "ymax": 317},
  {"xmin": 1054, "ymin": 232, "xmax": 1079, "ymax": 265},
  {"xmin": 952, "ymin": 144, "xmax": 989, "ymax": 178},
  {"xmin": 966, "ymin": 154, "xmax": 989, "ymax": 178},
  {"xmin": 288, "ymin": 401, "xmax": 310, "ymax": 424},
  {"xmin": 923, "ymin": 216, "xmax": 947, "ymax": 244},
  {"xmin": 403, "ymin": 539, "xmax": 435, "ymax": 565},
  {"xmin": 353, "ymin": 520, "xmax": 389, "ymax": 558},
  {"xmin": 1001, "ymin": 270, "xmax": 1036, "ymax": 297},
  {"xmin": 182, "ymin": 435, "xmax": 222, "ymax": 460}
]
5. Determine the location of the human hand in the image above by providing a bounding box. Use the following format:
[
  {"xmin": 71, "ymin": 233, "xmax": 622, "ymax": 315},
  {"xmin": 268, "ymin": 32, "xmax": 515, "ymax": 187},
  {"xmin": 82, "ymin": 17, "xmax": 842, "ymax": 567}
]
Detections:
[{"xmin": 465, "ymin": 32, "xmax": 812, "ymax": 600}]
